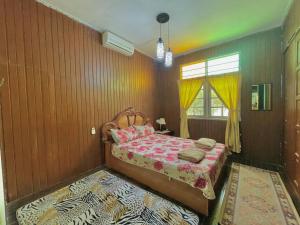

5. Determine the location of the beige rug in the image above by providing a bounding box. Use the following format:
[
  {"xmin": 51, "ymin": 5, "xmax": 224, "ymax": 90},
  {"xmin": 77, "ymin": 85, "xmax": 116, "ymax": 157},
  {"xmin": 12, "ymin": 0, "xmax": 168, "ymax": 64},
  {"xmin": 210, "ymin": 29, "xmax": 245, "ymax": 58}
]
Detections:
[{"xmin": 220, "ymin": 163, "xmax": 300, "ymax": 225}]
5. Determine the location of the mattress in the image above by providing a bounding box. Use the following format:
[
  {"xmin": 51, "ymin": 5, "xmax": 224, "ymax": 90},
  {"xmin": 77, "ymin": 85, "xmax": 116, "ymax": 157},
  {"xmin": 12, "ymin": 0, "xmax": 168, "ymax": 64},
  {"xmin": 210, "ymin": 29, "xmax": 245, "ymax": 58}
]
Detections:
[
  {"xmin": 112, "ymin": 134, "xmax": 227, "ymax": 200},
  {"xmin": 16, "ymin": 170, "xmax": 199, "ymax": 225}
]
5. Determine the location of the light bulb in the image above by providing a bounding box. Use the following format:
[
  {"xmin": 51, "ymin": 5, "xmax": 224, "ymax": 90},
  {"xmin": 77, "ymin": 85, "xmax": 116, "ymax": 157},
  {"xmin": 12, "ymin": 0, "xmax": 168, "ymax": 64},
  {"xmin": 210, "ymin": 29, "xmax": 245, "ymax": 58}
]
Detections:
[
  {"xmin": 165, "ymin": 48, "xmax": 173, "ymax": 67},
  {"xmin": 156, "ymin": 37, "xmax": 165, "ymax": 60}
]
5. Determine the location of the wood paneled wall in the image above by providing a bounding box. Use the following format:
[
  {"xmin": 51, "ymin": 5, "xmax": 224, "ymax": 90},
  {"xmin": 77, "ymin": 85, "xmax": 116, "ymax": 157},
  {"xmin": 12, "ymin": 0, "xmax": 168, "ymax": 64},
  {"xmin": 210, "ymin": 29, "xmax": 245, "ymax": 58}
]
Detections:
[
  {"xmin": 0, "ymin": 0, "xmax": 159, "ymax": 202},
  {"xmin": 159, "ymin": 28, "xmax": 283, "ymax": 166},
  {"xmin": 283, "ymin": 0, "xmax": 300, "ymax": 47},
  {"xmin": 188, "ymin": 119, "xmax": 226, "ymax": 143},
  {"xmin": 283, "ymin": 0, "xmax": 300, "ymax": 195}
]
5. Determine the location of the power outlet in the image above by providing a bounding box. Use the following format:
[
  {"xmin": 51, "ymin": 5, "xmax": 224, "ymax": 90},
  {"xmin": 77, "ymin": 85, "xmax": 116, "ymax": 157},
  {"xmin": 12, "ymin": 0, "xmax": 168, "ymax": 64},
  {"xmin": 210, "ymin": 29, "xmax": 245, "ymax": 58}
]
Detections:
[{"xmin": 91, "ymin": 127, "xmax": 96, "ymax": 135}]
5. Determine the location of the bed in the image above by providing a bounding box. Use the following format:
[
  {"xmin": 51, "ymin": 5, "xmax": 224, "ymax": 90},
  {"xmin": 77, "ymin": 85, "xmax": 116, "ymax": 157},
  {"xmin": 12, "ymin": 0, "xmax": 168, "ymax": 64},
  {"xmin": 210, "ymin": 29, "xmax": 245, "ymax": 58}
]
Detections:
[{"xmin": 102, "ymin": 107, "xmax": 228, "ymax": 216}]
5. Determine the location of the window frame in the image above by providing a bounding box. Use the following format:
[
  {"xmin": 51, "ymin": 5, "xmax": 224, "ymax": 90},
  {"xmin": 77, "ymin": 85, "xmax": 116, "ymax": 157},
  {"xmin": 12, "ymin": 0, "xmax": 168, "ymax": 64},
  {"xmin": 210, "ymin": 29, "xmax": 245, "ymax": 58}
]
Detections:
[
  {"xmin": 182, "ymin": 52, "xmax": 240, "ymax": 120},
  {"xmin": 208, "ymin": 85, "xmax": 229, "ymax": 119},
  {"xmin": 206, "ymin": 52, "xmax": 240, "ymax": 76},
  {"xmin": 187, "ymin": 82, "xmax": 228, "ymax": 120},
  {"xmin": 180, "ymin": 60, "xmax": 206, "ymax": 80}
]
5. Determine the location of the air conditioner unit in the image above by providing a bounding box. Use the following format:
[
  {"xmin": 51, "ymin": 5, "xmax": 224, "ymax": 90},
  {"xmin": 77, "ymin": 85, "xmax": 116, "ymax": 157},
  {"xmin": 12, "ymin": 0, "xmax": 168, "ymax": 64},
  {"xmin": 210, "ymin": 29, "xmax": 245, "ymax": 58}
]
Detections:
[{"xmin": 102, "ymin": 32, "xmax": 134, "ymax": 56}]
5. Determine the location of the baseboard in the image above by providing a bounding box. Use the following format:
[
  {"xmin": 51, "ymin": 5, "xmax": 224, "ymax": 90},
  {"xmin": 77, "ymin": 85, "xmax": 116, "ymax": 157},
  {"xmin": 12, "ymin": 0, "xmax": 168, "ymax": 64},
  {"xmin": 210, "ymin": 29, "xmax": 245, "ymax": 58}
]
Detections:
[{"xmin": 6, "ymin": 165, "xmax": 104, "ymax": 225}]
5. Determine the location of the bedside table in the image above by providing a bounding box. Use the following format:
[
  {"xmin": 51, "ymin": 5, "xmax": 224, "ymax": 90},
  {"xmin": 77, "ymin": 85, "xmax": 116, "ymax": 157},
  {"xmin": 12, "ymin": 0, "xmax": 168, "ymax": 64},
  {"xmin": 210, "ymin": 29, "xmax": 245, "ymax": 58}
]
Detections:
[{"xmin": 155, "ymin": 130, "xmax": 175, "ymax": 136}]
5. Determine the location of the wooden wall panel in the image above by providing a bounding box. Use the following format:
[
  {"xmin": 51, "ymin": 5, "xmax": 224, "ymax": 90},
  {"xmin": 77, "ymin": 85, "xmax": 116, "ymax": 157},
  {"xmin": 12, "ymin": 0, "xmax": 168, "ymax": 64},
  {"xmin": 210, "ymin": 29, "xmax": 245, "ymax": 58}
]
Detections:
[
  {"xmin": 159, "ymin": 28, "xmax": 283, "ymax": 166},
  {"xmin": 283, "ymin": 0, "xmax": 300, "ymax": 195},
  {"xmin": 188, "ymin": 119, "xmax": 226, "ymax": 143},
  {"xmin": 0, "ymin": 0, "xmax": 159, "ymax": 202}
]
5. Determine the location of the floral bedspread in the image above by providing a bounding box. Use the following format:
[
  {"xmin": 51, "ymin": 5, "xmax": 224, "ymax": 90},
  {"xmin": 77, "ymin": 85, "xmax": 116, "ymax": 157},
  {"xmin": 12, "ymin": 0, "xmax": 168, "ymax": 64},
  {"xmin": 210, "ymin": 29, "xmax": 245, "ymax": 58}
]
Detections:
[{"xmin": 112, "ymin": 134, "xmax": 227, "ymax": 200}]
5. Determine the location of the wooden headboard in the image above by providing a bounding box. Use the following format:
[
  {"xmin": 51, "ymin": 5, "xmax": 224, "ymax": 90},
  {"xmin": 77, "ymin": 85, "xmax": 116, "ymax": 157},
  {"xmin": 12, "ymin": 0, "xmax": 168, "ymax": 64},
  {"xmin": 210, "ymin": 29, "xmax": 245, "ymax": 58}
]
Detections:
[{"xmin": 102, "ymin": 107, "xmax": 151, "ymax": 143}]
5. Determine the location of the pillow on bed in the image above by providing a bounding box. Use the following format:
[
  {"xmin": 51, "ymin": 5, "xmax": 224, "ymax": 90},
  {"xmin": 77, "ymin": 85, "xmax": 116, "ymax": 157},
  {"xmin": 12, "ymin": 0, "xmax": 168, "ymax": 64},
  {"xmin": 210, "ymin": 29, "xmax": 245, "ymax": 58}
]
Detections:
[
  {"xmin": 111, "ymin": 126, "xmax": 139, "ymax": 144},
  {"xmin": 134, "ymin": 124, "xmax": 155, "ymax": 137}
]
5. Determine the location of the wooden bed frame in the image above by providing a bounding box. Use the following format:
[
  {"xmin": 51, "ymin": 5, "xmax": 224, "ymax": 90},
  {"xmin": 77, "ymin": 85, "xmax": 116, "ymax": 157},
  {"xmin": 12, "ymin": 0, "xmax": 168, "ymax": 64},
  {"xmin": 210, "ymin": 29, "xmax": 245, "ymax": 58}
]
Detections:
[{"xmin": 102, "ymin": 107, "xmax": 226, "ymax": 216}]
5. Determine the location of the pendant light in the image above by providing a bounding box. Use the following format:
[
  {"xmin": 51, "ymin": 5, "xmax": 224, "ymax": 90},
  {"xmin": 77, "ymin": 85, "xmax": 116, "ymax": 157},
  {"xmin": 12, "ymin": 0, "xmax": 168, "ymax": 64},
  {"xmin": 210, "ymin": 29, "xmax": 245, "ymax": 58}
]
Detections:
[
  {"xmin": 156, "ymin": 31, "xmax": 164, "ymax": 60},
  {"xmin": 164, "ymin": 20, "xmax": 173, "ymax": 67},
  {"xmin": 156, "ymin": 13, "xmax": 169, "ymax": 61},
  {"xmin": 165, "ymin": 48, "xmax": 173, "ymax": 67}
]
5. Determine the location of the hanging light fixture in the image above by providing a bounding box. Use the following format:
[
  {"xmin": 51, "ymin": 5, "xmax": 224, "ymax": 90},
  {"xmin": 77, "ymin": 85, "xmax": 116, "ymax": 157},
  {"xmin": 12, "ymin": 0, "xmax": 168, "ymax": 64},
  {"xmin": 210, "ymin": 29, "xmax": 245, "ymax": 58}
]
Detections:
[
  {"xmin": 165, "ymin": 48, "xmax": 173, "ymax": 67},
  {"xmin": 156, "ymin": 13, "xmax": 169, "ymax": 61},
  {"xmin": 156, "ymin": 35, "xmax": 164, "ymax": 60},
  {"xmin": 164, "ymin": 20, "xmax": 173, "ymax": 67}
]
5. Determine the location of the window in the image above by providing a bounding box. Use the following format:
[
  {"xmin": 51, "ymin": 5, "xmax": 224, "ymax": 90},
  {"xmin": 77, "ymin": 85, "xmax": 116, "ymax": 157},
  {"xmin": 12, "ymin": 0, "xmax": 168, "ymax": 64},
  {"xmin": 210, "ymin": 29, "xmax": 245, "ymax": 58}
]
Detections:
[
  {"xmin": 181, "ymin": 62, "xmax": 205, "ymax": 79},
  {"xmin": 187, "ymin": 83, "xmax": 229, "ymax": 118},
  {"xmin": 207, "ymin": 54, "xmax": 239, "ymax": 76},
  {"xmin": 183, "ymin": 53, "xmax": 239, "ymax": 118},
  {"xmin": 187, "ymin": 87, "xmax": 204, "ymax": 117},
  {"xmin": 181, "ymin": 53, "xmax": 239, "ymax": 79},
  {"xmin": 210, "ymin": 89, "xmax": 229, "ymax": 117}
]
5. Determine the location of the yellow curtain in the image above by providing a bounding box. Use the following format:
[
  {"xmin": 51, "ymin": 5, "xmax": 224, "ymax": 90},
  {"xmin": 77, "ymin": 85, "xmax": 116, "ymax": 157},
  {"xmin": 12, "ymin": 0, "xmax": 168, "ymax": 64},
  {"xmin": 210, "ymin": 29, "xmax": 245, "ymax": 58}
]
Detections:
[
  {"xmin": 207, "ymin": 73, "xmax": 241, "ymax": 153},
  {"xmin": 177, "ymin": 78, "xmax": 205, "ymax": 138}
]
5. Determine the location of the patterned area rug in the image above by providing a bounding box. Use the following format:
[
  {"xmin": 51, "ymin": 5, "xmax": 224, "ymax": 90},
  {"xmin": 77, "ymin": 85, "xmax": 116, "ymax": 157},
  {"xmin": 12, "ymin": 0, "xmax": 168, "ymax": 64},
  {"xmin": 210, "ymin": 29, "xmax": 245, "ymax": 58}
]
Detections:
[
  {"xmin": 220, "ymin": 163, "xmax": 300, "ymax": 225},
  {"xmin": 16, "ymin": 170, "xmax": 199, "ymax": 225}
]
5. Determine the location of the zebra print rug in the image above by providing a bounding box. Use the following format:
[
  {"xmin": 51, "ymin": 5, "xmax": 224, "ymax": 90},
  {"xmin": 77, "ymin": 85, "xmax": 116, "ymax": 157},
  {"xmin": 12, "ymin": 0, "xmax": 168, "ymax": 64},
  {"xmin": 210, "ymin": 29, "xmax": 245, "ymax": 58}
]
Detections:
[{"xmin": 16, "ymin": 170, "xmax": 199, "ymax": 225}]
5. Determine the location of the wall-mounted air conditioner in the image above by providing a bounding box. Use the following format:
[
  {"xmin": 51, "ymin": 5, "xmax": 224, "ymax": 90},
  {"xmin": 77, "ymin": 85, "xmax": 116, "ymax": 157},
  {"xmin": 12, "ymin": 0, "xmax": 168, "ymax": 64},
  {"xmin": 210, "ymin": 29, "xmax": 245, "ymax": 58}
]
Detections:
[{"xmin": 102, "ymin": 32, "xmax": 134, "ymax": 56}]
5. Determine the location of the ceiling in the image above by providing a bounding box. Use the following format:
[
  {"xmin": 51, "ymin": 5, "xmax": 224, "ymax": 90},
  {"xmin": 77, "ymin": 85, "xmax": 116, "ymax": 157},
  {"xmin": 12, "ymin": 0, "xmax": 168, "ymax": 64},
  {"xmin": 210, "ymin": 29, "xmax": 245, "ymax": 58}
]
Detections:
[{"xmin": 38, "ymin": 0, "xmax": 292, "ymax": 58}]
